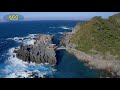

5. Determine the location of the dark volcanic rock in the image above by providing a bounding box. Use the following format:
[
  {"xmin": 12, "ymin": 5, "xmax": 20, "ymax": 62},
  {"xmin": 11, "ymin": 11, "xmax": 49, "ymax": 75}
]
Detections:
[{"xmin": 15, "ymin": 34, "xmax": 57, "ymax": 66}]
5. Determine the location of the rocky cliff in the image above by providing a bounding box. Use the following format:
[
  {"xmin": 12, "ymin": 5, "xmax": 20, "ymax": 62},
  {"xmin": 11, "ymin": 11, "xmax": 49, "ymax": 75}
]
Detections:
[
  {"xmin": 60, "ymin": 13, "xmax": 120, "ymax": 77},
  {"xmin": 14, "ymin": 34, "xmax": 57, "ymax": 66}
]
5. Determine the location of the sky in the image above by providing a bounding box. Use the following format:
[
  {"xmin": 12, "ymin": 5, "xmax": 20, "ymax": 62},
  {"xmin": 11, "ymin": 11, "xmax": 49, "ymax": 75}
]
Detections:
[{"xmin": 0, "ymin": 12, "xmax": 119, "ymax": 21}]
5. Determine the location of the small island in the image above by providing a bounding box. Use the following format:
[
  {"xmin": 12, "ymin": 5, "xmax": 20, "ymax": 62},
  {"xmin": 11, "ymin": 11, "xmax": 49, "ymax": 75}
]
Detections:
[{"xmin": 14, "ymin": 34, "xmax": 57, "ymax": 66}]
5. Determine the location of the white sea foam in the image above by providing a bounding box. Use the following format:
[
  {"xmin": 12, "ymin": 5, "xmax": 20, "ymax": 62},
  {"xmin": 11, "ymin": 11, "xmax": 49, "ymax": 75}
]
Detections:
[
  {"xmin": 3, "ymin": 34, "xmax": 56, "ymax": 78},
  {"xmin": 3, "ymin": 38, "xmax": 55, "ymax": 78},
  {"xmin": 49, "ymin": 26, "xmax": 73, "ymax": 30},
  {"xmin": 7, "ymin": 34, "xmax": 36, "ymax": 45},
  {"xmin": 23, "ymin": 39, "xmax": 35, "ymax": 45},
  {"xmin": 59, "ymin": 26, "xmax": 73, "ymax": 30},
  {"xmin": 58, "ymin": 32, "xmax": 64, "ymax": 35}
]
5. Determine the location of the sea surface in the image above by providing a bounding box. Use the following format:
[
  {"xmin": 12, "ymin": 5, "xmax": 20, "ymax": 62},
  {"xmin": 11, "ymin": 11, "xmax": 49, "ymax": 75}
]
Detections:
[{"xmin": 0, "ymin": 20, "xmax": 112, "ymax": 78}]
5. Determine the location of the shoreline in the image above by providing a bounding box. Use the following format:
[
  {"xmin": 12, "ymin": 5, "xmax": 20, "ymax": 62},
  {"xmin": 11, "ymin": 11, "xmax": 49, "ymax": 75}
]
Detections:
[
  {"xmin": 10, "ymin": 31, "xmax": 120, "ymax": 77},
  {"xmin": 8, "ymin": 33, "xmax": 118, "ymax": 78},
  {"xmin": 60, "ymin": 26, "xmax": 120, "ymax": 77},
  {"xmin": 66, "ymin": 48, "xmax": 119, "ymax": 77},
  {"xmin": 5, "ymin": 34, "xmax": 57, "ymax": 78}
]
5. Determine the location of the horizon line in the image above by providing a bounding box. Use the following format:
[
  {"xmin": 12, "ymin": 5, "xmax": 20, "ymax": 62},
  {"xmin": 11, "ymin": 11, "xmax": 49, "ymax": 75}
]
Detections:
[{"xmin": 0, "ymin": 19, "xmax": 89, "ymax": 23}]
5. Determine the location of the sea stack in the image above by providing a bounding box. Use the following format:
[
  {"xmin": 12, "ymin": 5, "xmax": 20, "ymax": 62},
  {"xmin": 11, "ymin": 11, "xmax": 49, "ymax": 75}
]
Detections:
[{"xmin": 14, "ymin": 34, "xmax": 57, "ymax": 66}]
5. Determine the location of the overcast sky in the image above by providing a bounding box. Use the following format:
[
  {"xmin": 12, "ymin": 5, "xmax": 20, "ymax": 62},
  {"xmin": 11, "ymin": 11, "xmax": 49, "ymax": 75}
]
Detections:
[{"xmin": 0, "ymin": 12, "xmax": 119, "ymax": 21}]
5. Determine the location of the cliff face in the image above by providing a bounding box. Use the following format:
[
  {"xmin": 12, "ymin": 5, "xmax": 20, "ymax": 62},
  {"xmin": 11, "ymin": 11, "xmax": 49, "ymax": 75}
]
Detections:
[
  {"xmin": 61, "ymin": 13, "xmax": 120, "ymax": 77},
  {"xmin": 14, "ymin": 34, "xmax": 57, "ymax": 66}
]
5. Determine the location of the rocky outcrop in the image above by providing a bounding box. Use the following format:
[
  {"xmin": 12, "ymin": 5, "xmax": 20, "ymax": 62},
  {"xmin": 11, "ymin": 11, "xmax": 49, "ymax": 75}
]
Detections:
[
  {"xmin": 60, "ymin": 23, "xmax": 120, "ymax": 77},
  {"xmin": 60, "ymin": 29, "xmax": 76, "ymax": 49},
  {"xmin": 60, "ymin": 24, "xmax": 82, "ymax": 49},
  {"xmin": 14, "ymin": 34, "xmax": 57, "ymax": 66},
  {"xmin": 67, "ymin": 48, "xmax": 120, "ymax": 77}
]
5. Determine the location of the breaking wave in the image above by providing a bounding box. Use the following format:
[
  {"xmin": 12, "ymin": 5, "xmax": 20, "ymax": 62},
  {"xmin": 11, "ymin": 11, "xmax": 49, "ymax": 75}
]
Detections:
[
  {"xmin": 3, "ymin": 34, "xmax": 56, "ymax": 78},
  {"xmin": 7, "ymin": 34, "xmax": 36, "ymax": 45},
  {"xmin": 58, "ymin": 32, "xmax": 64, "ymax": 35},
  {"xmin": 49, "ymin": 26, "xmax": 73, "ymax": 30},
  {"xmin": 2, "ymin": 47, "xmax": 55, "ymax": 78}
]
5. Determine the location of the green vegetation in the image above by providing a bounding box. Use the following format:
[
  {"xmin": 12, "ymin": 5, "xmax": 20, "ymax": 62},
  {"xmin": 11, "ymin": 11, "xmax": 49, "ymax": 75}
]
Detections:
[{"xmin": 70, "ymin": 13, "xmax": 120, "ymax": 59}]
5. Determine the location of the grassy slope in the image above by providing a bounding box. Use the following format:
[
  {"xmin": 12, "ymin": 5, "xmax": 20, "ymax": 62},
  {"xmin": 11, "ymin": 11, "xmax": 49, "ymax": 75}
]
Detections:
[{"xmin": 70, "ymin": 13, "xmax": 120, "ymax": 59}]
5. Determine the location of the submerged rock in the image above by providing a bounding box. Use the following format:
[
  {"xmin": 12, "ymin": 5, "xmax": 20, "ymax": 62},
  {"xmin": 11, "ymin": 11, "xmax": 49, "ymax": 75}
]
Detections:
[{"xmin": 14, "ymin": 34, "xmax": 57, "ymax": 66}]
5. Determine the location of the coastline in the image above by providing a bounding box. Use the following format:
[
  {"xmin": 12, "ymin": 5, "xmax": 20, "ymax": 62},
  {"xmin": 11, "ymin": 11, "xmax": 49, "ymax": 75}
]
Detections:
[
  {"xmin": 60, "ymin": 25, "xmax": 120, "ymax": 77},
  {"xmin": 5, "ymin": 34, "xmax": 56, "ymax": 78},
  {"xmin": 11, "ymin": 33, "xmax": 114, "ymax": 78},
  {"xmin": 66, "ymin": 48, "xmax": 120, "ymax": 77}
]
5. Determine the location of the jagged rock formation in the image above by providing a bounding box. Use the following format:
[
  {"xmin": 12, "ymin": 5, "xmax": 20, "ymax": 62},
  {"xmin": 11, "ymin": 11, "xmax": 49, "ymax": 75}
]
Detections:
[{"xmin": 14, "ymin": 34, "xmax": 57, "ymax": 66}]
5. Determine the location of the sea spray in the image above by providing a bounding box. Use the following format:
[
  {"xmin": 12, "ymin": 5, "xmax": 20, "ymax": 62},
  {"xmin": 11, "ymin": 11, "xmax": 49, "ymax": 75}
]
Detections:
[
  {"xmin": 7, "ymin": 34, "xmax": 36, "ymax": 45},
  {"xmin": 3, "ymin": 34, "xmax": 56, "ymax": 78},
  {"xmin": 2, "ymin": 47, "xmax": 55, "ymax": 78}
]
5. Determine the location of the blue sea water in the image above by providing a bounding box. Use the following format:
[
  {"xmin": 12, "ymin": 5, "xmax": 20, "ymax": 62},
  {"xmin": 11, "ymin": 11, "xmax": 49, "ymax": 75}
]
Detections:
[{"xmin": 0, "ymin": 20, "xmax": 112, "ymax": 78}]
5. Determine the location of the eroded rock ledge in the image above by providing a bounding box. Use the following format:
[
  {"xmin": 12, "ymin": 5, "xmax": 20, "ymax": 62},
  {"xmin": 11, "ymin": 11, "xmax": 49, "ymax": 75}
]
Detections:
[
  {"xmin": 60, "ymin": 25, "xmax": 120, "ymax": 77},
  {"xmin": 14, "ymin": 34, "xmax": 57, "ymax": 66}
]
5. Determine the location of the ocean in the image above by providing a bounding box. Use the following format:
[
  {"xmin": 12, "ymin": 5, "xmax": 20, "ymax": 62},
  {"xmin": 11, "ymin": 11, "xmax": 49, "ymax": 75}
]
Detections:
[{"xmin": 0, "ymin": 20, "xmax": 112, "ymax": 78}]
